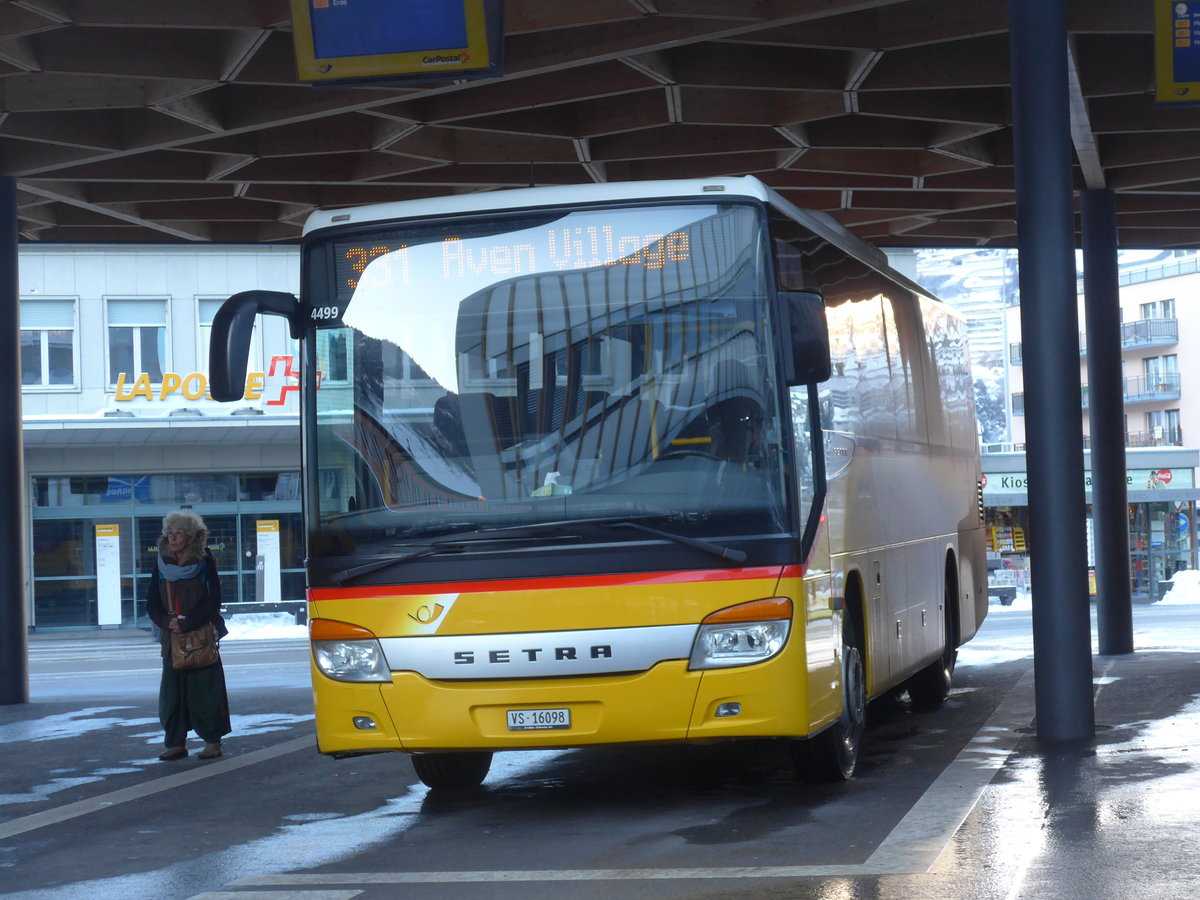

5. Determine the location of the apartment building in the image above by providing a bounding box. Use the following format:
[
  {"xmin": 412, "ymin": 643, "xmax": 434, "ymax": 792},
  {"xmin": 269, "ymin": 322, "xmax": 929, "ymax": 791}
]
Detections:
[
  {"xmin": 20, "ymin": 244, "xmax": 304, "ymax": 630},
  {"xmin": 993, "ymin": 252, "xmax": 1200, "ymax": 601}
]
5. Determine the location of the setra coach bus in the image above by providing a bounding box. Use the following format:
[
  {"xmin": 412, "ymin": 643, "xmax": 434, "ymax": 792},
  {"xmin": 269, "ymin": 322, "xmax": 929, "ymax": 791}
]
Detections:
[{"xmin": 208, "ymin": 176, "xmax": 987, "ymax": 789}]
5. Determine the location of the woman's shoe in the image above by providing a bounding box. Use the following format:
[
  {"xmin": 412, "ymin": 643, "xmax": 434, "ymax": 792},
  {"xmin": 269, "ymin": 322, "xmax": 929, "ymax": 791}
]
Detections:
[
  {"xmin": 158, "ymin": 745, "xmax": 187, "ymax": 761},
  {"xmin": 198, "ymin": 742, "xmax": 222, "ymax": 759}
]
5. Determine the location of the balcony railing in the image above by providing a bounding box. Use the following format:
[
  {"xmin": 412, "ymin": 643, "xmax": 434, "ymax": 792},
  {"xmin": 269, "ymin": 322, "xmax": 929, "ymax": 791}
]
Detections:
[
  {"xmin": 1121, "ymin": 317, "xmax": 1178, "ymax": 349},
  {"xmin": 981, "ymin": 442, "xmax": 1026, "ymax": 454},
  {"xmin": 1011, "ymin": 388, "xmax": 1090, "ymax": 414},
  {"xmin": 1012, "ymin": 320, "xmax": 1177, "ymax": 363},
  {"xmin": 1126, "ymin": 427, "xmax": 1183, "ymax": 447},
  {"xmin": 982, "ymin": 431, "xmax": 1182, "ymax": 453},
  {"xmin": 1008, "ymin": 332, "xmax": 1089, "ymax": 363},
  {"xmin": 1124, "ymin": 372, "xmax": 1181, "ymax": 403},
  {"xmin": 1014, "ymin": 378, "xmax": 1180, "ymax": 412}
]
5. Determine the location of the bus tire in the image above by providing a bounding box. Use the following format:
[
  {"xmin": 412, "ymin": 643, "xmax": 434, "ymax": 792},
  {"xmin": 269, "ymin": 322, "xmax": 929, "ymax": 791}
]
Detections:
[
  {"xmin": 906, "ymin": 563, "xmax": 959, "ymax": 711},
  {"xmin": 793, "ymin": 615, "xmax": 867, "ymax": 782},
  {"xmin": 410, "ymin": 751, "xmax": 493, "ymax": 789}
]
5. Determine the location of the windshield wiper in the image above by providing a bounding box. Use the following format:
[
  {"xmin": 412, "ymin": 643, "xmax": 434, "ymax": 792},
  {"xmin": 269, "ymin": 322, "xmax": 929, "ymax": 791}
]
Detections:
[
  {"xmin": 325, "ymin": 542, "xmax": 464, "ymax": 585},
  {"xmin": 412, "ymin": 515, "xmax": 750, "ymax": 563},
  {"xmin": 444, "ymin": 515, "xmax": 643, "ymax": 542},
  {"xmin": 322, "ymin": 514, "xmax": 746, "ymax": 585},
  {"xmin": 319, "ymin": 521, "xmax": 604, "ymax": 585},
  {"xmin": 603, "ymin": 520, "xmax": 747, "ymax": 563}
]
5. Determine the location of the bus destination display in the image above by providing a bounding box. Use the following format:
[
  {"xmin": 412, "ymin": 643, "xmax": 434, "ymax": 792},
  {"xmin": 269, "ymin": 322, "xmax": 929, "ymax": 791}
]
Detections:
[{"xmin": 335, "ymin": 227, "xmax": 693, "ymax": 298}]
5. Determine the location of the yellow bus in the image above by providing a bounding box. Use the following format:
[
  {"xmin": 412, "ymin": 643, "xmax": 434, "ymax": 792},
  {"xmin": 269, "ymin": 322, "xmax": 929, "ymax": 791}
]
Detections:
[{"xmin": 209, "ymin": 176, "xmax": 987, "ymax": 789}]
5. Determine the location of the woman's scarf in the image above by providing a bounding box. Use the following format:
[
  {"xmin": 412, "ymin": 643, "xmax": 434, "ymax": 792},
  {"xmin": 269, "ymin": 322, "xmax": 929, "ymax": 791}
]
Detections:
[{"xmin": 158, "ymin": 554, "xmax": 202, "ymax": 582}]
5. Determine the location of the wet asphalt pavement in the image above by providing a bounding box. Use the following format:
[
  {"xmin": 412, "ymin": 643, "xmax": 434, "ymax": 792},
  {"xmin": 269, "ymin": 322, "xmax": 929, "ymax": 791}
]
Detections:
[{"xmin": 1, "ymin": 605, "xmax": 1198, "ymax": 899}]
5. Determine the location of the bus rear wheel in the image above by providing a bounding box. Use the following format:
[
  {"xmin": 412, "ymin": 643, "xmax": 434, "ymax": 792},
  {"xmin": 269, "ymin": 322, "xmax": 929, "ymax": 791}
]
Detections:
[
  {"xmin": 793, "ymin": 618, "xmax": 867, "ymax": 782},
  {"xmin": 411, "ymin": 751, "xmax": 493, "ymax": 790},
  {"xmin": 906, "ymin": 638, "xmax": 955, "ymax": 711},
  {"xmin": 906, "ymin": 573, "xmax": 958, "ymax": 711}
]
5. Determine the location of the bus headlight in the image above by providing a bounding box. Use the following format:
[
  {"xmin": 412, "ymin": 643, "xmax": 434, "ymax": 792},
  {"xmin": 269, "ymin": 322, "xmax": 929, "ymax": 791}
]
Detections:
[
  {"xmin": 309, "ymin": 618, "xmax": 391, "ymax": 682},
  {"xmin": 313, "ymin": 639, "xmax": 391, "ymax": 682},
  {"xmin": 688, "ymin": 597, "xmax": 792, "ymax": 670}
]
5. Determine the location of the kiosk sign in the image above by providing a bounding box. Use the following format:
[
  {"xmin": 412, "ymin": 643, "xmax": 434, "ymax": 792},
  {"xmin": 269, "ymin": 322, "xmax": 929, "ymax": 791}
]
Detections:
[{"xmin": 983, "ymin": 467, "xmax": 1194, "ymax": 499}]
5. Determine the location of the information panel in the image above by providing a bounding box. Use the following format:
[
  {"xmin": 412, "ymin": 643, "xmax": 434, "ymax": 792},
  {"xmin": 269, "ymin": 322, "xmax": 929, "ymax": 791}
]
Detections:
[
  {"xmin": 255, "ymin": 520, "xmax": 282, "ymax": 606},
  {"xmin": 1156, "ymin": 1, "xmax": 1200, "ymax": 102},
  {"xmin": 95, "ymin": 524, "xmax": 122, "ymax": 627},
  {"xmin": 290, "ymin": 0, "xmax": 501, "ymax": 84}
]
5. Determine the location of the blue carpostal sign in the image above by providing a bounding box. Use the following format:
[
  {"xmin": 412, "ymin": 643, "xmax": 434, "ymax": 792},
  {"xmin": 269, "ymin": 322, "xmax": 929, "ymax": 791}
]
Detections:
[
  {"xmin": 309, "ymin": 0, "xmax": 466, "ymax": 60},
  {"xmin": 1157, "ymin": 1, "xmax": 1200, "ymax": 101},
  {"xmin": 290, "ymin": 0, "xmax": 495, "ymax": 84}
]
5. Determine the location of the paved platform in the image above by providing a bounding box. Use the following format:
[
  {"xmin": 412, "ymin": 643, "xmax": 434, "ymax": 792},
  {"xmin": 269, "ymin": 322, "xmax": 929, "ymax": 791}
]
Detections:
[
  {"xmin": 3, "ymin": 608, "xmax": 1199, "ymax": 899},
  {"xmin": 209, "ymin": 647, "xmax": 1200, "ymax": 900},
  {"xmin": 892, "ymin": 647, "xmax": 1200, "ymax": 900}
]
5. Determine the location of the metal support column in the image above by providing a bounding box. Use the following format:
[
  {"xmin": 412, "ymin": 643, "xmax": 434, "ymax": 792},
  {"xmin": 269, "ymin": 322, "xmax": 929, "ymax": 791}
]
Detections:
[
  {"xmin": 0, "ymin": 176, "xmax": 29, "ymax": 705},
  {"xmin": 1082, "ymin": 189, "xmax": 1134, "ymax": 655},
  {"xmin": 1009, "ymin": 0, "xmax": 1095, "ymax": 742}
]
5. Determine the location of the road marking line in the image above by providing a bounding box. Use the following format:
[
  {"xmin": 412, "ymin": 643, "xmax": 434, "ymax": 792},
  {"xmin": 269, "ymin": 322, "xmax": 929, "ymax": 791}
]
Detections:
[
  {"xmin": 31, "ymin": 662, "xmax": 309, "ymax": 679},
  {"xmin": 191, "ymin": 892, "xmax": 362, "ymax": 899},
  {"xmin": 0, "ymin": 735, "xmax": 313, "ymax": 840},
  {"xmin": 238, "ymin": 866, "xmax": 869, "ymax": 885},
  {"xmin": 231, "ymin": 668, "xmax": 1035, "ymax": 887},
  {"xmin": 867, "ymin": 667, "xmax": 1035, "ymax": 873}
]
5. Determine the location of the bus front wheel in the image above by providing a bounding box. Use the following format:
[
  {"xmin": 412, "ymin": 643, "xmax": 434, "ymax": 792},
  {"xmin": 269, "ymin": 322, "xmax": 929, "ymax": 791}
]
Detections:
[
  {"xmin": 411, "ymin": 751, "xmax": 493, "ymax": 790},
  {"xmin": 793, "ymin": 618, "xmax": 867, "ymax": 782}
]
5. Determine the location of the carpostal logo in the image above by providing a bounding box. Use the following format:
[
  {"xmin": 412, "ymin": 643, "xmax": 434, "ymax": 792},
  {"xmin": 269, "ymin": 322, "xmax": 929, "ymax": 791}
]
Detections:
[{"xmin": 422, "ymin": 51, "xmax": 469, "ymax": 66}]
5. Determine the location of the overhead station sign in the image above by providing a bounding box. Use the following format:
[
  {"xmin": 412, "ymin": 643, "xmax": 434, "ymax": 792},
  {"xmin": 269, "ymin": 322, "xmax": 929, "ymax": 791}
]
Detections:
[
  {"xmin": 1157, "ymin": 1, "xmax": 1200, "ymax": 102},
  {"xmin": 290, "ymin": 0, "xmax": 503, "ymax": 85}
]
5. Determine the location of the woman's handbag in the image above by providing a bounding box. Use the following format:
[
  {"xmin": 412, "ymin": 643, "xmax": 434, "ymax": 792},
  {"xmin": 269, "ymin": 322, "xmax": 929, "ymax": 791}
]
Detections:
[
  {"xmin": 171, "ymin": 620, "xmax": 221, "ymax": 670},
  {"xmin": 167, "ymin": 577, "xmax": 220, "ymax": 670}
]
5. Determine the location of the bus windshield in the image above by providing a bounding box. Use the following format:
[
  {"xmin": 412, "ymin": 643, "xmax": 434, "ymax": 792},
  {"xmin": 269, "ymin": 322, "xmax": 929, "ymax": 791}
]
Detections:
[{"xmin": 307, "ymin": 201, "xmax": 791, "ymax": 567}]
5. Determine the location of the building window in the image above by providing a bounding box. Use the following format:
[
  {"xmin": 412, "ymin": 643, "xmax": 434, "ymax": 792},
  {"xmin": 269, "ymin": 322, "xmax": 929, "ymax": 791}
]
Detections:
[
  {"xmin": 1144, "ymin": 354, "xmax": 1179, "ymax": 379},
  {"xmin": 1146, "ymin": 409, "xmax": 1182, "ymax": 446},
  {"xmin": 198, "ymin": 297, "xmax": 261, "ymax": 375},
  {"xmin": 382, "ymin": 343, "xmax": 434, "ymax": 384},
  {"xmin": 20, "ymin": 298, "xmax": 77, "ymax": 388},
  {"xmin": 1140, "ymin": 298, "xmax": 1175, "ymax": 319},
  {"xmin": 107, "ymin": 298, "xmax": 166, "ymax": 386},
  {"xmin": 319, "ymin": 330, "xmax": 350, "ymax": 383},
  {"xmin": 1012, "ymin": 392, "xmax": 1024, "ymax": 417},
  {"xmin": 1008, "ymin": 341, "xmax": 1022, "ymax": 365}
]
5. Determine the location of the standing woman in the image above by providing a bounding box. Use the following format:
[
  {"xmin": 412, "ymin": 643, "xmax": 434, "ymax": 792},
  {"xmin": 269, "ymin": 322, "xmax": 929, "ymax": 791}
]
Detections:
[{"xmin": 146, "ymin": 511, "xmax": 231, "ymax": 760}]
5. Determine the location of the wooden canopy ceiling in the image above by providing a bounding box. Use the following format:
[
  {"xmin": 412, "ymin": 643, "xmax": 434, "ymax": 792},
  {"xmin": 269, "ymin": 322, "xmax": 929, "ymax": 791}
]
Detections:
[{"xmin": 1, "ymin": 0, "xmax": 1191, "ymax": 248}]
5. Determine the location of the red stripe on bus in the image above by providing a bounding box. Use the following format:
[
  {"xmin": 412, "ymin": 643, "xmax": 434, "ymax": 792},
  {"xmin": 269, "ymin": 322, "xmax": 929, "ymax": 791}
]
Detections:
[{"xmin": 308, "ymin": 565, "xmax": 803, "ymax": 601}]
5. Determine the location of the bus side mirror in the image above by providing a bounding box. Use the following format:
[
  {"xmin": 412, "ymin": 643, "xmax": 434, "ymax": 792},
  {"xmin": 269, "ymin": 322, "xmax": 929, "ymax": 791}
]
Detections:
[
  {"xmin": 209, "ymin": 290, "xmax": 302, "ymax": 401},
  {"xmin": 779, "ymin": 291, "xmax": 831, "ymax": 385}
]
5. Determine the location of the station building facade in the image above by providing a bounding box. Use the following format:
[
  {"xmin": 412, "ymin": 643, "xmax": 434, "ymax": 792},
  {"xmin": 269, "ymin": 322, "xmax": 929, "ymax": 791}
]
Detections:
[
  {"xmin": 20, "ymin": 244, "xmax": 304, "ymax": 630},
  {"xmin": 990, "ymin": 253, "xmax": 1200, "ymax": 602}
]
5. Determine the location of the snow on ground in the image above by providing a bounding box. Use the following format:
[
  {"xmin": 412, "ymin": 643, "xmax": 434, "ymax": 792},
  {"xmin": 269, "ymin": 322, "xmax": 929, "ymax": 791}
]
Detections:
[
  {"xmin": 989, "ymin": 567, "xmax": 1200, "ymax": 612},
  {"xmin": 1161, "ymin": 568, "xmax": 1200, "ymax": 605},
  {"xmin": 222, "ymin": 612, "xmax": 308, "ymax": 641},
  {"xmin": 999, "ymin": 590, "xmax": 1032, "ymax": 610}
]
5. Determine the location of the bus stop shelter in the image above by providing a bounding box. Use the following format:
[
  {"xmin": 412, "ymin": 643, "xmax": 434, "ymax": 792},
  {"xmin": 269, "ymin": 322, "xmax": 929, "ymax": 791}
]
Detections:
[{"xmin": 0, "ymin": 0, "xmax": 1192, "ymax": 744}]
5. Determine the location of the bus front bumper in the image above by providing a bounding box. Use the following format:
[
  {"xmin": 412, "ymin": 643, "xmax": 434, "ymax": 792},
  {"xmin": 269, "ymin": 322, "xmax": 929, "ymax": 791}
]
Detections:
[{"xmin": 311, "ymin": 655, "xmax": 819, "ymax": 755}]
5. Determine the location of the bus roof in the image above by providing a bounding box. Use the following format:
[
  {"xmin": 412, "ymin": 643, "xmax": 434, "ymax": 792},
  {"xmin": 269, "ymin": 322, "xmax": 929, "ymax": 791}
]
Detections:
[
  {"xmin": 301, "ymin": 174, "xmax": 949, "ymax": 313},
  {"xmin": 301, "ymin": 176, "xmax": 775, "ymax": 236}
]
